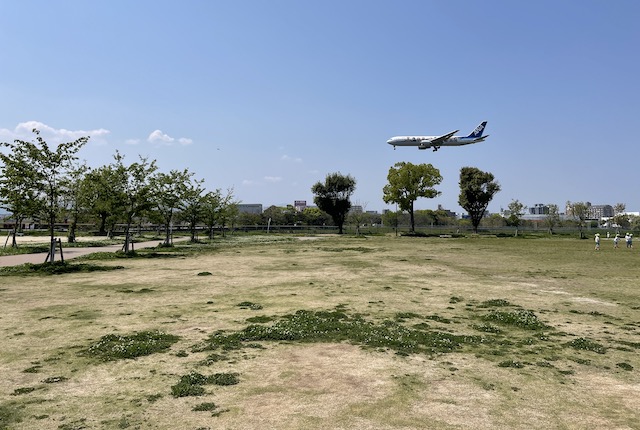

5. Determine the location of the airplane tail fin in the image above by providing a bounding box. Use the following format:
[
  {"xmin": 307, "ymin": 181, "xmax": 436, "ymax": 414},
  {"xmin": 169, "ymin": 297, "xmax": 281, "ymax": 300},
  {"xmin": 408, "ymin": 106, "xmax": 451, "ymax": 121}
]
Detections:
[{"xmin": 466, "ymin": 121, "xmax": 487, "ymax": 138}]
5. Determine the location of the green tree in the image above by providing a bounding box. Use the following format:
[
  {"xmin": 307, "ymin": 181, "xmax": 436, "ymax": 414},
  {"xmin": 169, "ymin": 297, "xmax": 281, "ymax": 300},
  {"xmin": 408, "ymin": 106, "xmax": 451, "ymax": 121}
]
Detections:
[
  {"xmin": 62, "ymin": 162, "xmax": 89, "ymax": 243},
  {"xmin": 506, "ymin": 199, "xmax": 527, "ymax": 236},
  {"xmin": 566, "ymin": 201, "xmax": 589, "ymax": 239},
  {"xmin": 201, "ymin": 189, "xmax": 222, "ymax": 239},
  {"xmin": 612, "ymin": 203, "xmax": 628, "ymax": 231},
  {"xmin": 263, "ymin": 205, "xmax": 287, "ymax": 226},
  {"xmin": 113, "ymin": 152, "xmax": 158, "ymax": 252},
  {"xmin": 300, "ymin": 207, "xmax": 330, "ymax": 226},
  {"xmin": 544, "ymin": 204, "xmax": 560, "ymax": 234},
  {"xmin": 0, "ymin": 143, "xmax": 40, "ymax": 247},
  {"xmin": 81, "ymin": 164, "xmax": 123, "ymax": 236},
  {"xmin": 347, "ymin": 202, "xmax": 370, "ymax": 236},
  {"xmin": 2, "ymin": 129, "xmax": 88, "ymax": 260},
  {"xmin": 382, "ymin": 162, "xmax": 442, "ymax": 233},
  {"xmin": 483, "ymin": 213, "xmax": 506, "ymax": 228},
  {"xmin": 217, "ymin": 188, "xmax": 239, "ymax": 236},
  {"xmin": 458, "ymin": 167, "xmax": 501, "ymax": 234},
  {"xmin": 311, "ymin": 172, "xmax": 356, "ymax": 234},
  {"xmin": 178, "ymin": 175, "xmax": 206, "ymax": 242},
  {"xmin": 151, "ymin": 169, "xmax": 194, "ymax": 246}
]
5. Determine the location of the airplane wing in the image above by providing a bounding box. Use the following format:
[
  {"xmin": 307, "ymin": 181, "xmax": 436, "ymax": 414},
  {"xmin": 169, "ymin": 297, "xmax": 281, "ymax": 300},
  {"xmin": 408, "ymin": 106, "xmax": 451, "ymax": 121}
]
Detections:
[{"xmin": 424, "ymin": 130, "xmax": 459, "ymax": 146}]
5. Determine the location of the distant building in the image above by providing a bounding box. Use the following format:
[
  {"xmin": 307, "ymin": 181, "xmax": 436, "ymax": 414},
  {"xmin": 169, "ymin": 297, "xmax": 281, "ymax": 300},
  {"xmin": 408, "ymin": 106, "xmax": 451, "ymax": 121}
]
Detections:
[
  {"xmin": 588, "ymin": 204, "xmax": 613, "ymax": 220},
  {"xmin": 529, "ymin": 204, "xmax": 549, "ymax": 215},
  {"xmin": 294, "ymin": 200, "xmax": 307, "ymax": 212},
  {"xmin": 237, "ymin": 204, "xmax": 263, "ymax": 214},
  {"xmin": 349, "ymin": 205, "xmax": 363, "ymax": 214},
  {"xmin": 437, "ymin": 204, "xmax": 457, "ymax": 218}
]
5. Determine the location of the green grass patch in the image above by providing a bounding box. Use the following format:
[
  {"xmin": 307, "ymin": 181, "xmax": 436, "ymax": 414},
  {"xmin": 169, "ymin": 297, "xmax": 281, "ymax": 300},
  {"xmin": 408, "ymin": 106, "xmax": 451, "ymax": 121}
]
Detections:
[
  {"xmin": 11, "ymin": 387, "xmax": 36, "ymax": 396},
  {"xmin": 171, "ymin": 372, "xmax": 239, "ymax": 397},
  {"xmin": 616, "ymin": 362, "xmax": 633, "ymax": 371},
  {"xmin": 194, "ymin": 309, "xmax": 484, "ymax": 356},
  {"xmin": 565, "ymin": 337, "xmax": 607, "ymax": 354},
  {"xmin": 482, "ymin": 309, "xmax": 550, "ymax": 330},
  {"xmin": 479, "ymin": 299, "xmax": 512, "ymax": 307},
  {"xmin": 236, "ymin": 301, "xmax": 263, "ymax": 310},
  {"xmin": 0, "ymin": 261, "xmax": 124, "ymax": 276},
  {"xmin": 84, "ymin": 330, "xmax": 180, "ymax": 361}
]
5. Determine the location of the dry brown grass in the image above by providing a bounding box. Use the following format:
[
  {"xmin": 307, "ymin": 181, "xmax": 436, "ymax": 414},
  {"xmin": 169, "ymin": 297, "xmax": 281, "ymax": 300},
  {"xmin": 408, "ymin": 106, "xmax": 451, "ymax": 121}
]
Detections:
[{"xmin": 1, "ymin": 234, "xmax": 639, "ymax": 429}]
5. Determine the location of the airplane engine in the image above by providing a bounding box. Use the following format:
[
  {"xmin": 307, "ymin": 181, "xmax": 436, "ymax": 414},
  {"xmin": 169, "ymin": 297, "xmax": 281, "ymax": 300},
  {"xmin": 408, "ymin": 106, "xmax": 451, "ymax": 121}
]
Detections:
[{"xmin": 418, "ymin": 145, "xmax": 428, "ymax": 150}]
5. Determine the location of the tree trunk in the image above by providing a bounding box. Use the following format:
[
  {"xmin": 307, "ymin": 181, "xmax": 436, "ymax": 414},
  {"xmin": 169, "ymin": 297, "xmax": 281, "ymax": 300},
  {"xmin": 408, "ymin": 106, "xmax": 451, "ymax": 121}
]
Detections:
[
  {"xmin": 68, "ymin": 218, "xmax": 77, "ymax": 243},
  {"xmin": 98, "ymin": 213, "xmax": 108, "ymax": 236},
  {"xmin": 409, "ymin": 202, "xmax": 415, "ymax": 233}
]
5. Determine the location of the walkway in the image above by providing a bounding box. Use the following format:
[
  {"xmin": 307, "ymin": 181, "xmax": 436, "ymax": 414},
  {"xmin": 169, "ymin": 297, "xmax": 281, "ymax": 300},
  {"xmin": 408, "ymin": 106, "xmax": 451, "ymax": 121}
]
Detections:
[{"xmin": 0, "ymin": 239, "xmax": 169, "ymax": 267}]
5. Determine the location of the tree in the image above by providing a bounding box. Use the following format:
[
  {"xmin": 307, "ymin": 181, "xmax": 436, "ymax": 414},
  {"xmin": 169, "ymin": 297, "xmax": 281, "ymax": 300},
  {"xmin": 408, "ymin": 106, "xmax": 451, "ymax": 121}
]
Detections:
[
  {"xmin": 613, "ymin": 203, "xmax": 628, "ymax": 231},
  {"xmin": 263, "ymin": 205, "xmax": 287, "ymax": 226},
  {"xmin": 1, "ymin": 129, "xmax": 88, "ymax": 260},
  {"xmin": 483, "ymin": 213, "xmax": 507, "ymax": 228},
  {"xmin": 544, "ymin": 204, "xmax": 560, "ymax": 234},
  {"xmin": 506, "ymin": 199, "xmax": 527, "ymax": 236},
  {"xmin": 347, "ymin": 201, "xmax": 370, "ymax": 236},
  {"xmin": 0, "ymin": 144, "xmax": 40, "ymax": 247},
  {"xmin": 201, "ymin": 189, "xmax": 222, "ymax": 239},
  {"xmin": 383, "ymin": 162, "xmax": 442, "ymax": 233},
  {"xmin": 311, "ymin": 172, "xmax": 356, "ymax": 234},
  {"xmin": 152, "ymin": 169, "xmax": 194, "ymax": 246},
  {"xmin": 300, "ymin": 207, "xmax": 330, "ymax": 226},
  {"xmin": 81, "ymin": 164, "xmax": 124, "ymax": 236},
  {"xmin": 566, "ymin": 201, "xmax": 589, "ymax": 239},
  {"xmin": 61, "ymin": 162, "xmax": 89, "ymax": 243},
  {"xmin": 458, "ymin": 167, "xmax": 501, "ymax": 234},
  {"xmin": 217, "ymin": 188, "xmax": 239, "ymax": 236},
  {"xmin": 113, "ymin": 152, "xmax": 158, "ymax": 252},
  {"xmin": 177, "ymin": 175, "xmax": 206, "ymax": 242}
]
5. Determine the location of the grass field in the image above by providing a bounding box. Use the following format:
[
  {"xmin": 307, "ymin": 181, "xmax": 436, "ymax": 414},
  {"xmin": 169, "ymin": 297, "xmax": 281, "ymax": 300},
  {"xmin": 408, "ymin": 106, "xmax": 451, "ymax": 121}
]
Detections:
[{"xmin": 0, "ymin": 234, "xmax": 639, "ymax": 429}]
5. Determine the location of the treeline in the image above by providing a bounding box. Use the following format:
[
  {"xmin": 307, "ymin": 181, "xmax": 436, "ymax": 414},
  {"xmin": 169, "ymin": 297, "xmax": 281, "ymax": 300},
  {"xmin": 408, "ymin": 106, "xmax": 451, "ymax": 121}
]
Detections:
[
  {"xmin": 0, "ymin": 129, "xmax": 237, "ymax": 253},
  {"xmin": 1, "ymin": 130, "xmax": 515, "ymax": 250}
]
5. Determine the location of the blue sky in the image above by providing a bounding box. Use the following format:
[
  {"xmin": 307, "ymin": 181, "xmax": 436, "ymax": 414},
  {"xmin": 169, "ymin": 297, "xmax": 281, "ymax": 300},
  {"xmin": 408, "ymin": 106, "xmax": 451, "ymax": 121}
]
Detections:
[{"xmin": 1, "ymin": 1, "xmax": 639, "ymax": 214}]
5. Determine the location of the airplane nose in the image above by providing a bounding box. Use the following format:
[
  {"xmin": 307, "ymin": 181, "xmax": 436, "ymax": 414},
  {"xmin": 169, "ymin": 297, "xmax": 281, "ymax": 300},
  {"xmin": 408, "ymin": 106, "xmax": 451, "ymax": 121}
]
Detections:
[{"xmin": 386, "ymin": 138, "xmax": 393, "ymax": 144}]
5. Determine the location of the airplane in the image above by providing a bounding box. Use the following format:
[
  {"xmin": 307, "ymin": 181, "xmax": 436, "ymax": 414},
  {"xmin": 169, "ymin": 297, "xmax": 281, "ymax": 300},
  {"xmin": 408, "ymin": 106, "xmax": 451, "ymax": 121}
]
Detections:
[{"xmin": 386, "ymin": 121, "xmax": 489, "ymax": 151}]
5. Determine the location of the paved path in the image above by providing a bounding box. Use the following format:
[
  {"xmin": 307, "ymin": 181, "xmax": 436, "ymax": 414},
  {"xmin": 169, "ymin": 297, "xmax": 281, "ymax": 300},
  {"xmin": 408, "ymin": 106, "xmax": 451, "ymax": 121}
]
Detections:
[{"xmin": 0, "ymin": 239, "xmax": 169, "ymax": 267}]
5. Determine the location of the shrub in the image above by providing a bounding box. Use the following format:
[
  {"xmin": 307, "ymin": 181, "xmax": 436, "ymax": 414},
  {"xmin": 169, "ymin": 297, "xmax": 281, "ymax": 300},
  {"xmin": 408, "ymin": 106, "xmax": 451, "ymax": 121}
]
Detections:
[
  {"xmin": 482, "ymin": 310, "xmax": 550, "ymax": 330},
  {"xmin": 566, "ymin": 337, "xmax": 607, "ymax": 354},
  {"xmin": 171, "ymin": 372, "xmax": 239, "ymax": 397},
  {"xmin": 85, "ymin": 331, "xmax": 180, "ymax": 361}
]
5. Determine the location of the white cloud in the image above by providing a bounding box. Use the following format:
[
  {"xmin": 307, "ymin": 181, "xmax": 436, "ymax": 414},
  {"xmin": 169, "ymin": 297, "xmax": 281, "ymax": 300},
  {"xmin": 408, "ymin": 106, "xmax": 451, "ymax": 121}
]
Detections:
[
  {"xmin": 264, "ymin": 176, "xmax": 283, "ymax": 183},
  {"xmin": 148, "ymin": 129, "xmax": 175, "ymax": 144},
  {"xmin": 147, "ymin": 130, "xmax": 193, "ymax": 146},
  {"xmin": 281, "ymin": 154, "xmax": 302, "ymax": 163},
  {"xmin": 0, "ymin": 121, "xmax": 110, "ymax": 145}
]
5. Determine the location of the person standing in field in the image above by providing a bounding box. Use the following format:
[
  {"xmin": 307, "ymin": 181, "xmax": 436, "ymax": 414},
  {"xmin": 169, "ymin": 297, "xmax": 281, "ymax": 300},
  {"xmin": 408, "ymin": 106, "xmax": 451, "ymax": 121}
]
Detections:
[
  {"xmin": 595, "ymin": 233, "xmax": 600, "ymax": 251},
  {"xmin": 614, "ymin": 233, "xmax": 620, "ymax": 249},
  {"xmin": 629, "ymin": 234, "xmax": 633, "ymax": 249}
]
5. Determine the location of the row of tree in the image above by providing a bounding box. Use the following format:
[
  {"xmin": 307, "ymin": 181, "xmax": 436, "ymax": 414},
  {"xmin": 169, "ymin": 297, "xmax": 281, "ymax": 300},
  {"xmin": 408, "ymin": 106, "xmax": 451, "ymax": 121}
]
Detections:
[
  {"xmin": 311, "ymin": 162, "xmax": 501, "ymax": 234},
  {"xmin": 0, "ymin": 130, "xmax": 238, "ymax": 259},
  {"xmin": 0, "ymin": 130, "xmax": 508, "ymax": 259}
]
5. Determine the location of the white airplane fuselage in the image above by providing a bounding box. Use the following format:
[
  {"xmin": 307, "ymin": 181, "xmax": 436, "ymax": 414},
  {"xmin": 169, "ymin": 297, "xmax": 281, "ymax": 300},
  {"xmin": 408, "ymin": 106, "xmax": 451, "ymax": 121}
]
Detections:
[
  {"xmin": 386, "ymin": 121, "xmax": 489, "ymax": 151},
  {"xmin": 387, "ymin": 136, "xmax": 484, "ymax": 149}
]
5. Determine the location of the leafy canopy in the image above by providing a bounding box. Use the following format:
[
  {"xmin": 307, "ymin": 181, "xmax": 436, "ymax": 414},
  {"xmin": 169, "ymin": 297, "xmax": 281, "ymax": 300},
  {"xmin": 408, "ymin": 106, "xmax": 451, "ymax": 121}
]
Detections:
[
  {"xmin": 311, "ymin": 172, "xmax": 356, "ymax": 234},
  {"xmin": 458, "ymin": 167, "xmax": 500, "ymax": 233}
]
